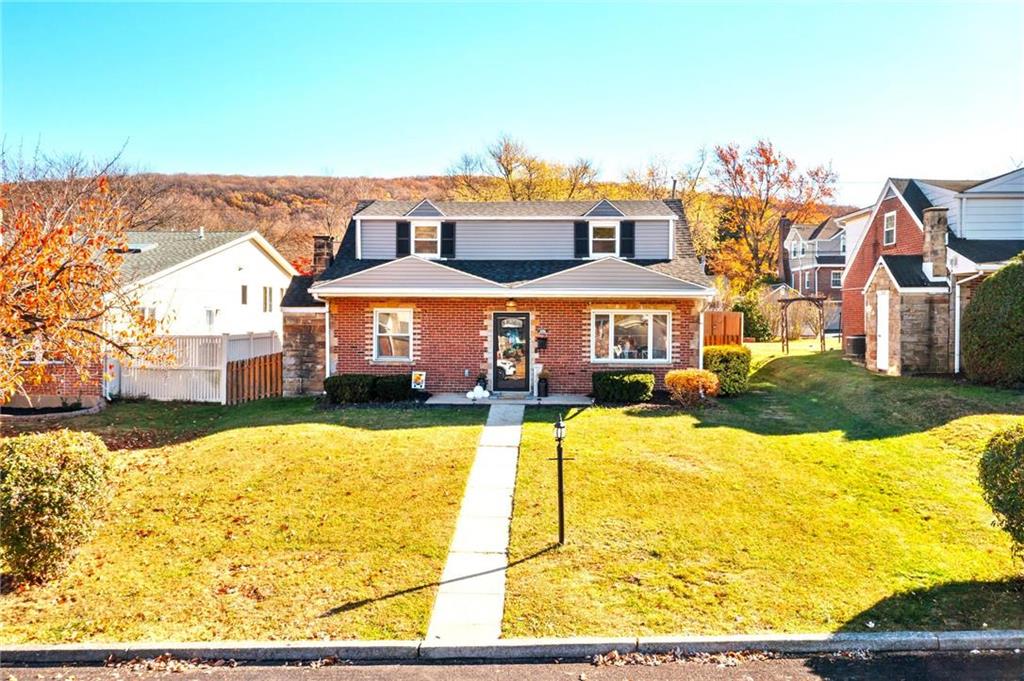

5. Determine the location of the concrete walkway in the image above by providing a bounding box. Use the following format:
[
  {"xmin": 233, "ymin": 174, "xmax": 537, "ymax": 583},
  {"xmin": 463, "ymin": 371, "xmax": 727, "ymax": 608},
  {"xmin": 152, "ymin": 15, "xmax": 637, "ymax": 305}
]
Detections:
[{"xmin": 426, "ymin": 404, "xmax": 525, "ymax": 641}]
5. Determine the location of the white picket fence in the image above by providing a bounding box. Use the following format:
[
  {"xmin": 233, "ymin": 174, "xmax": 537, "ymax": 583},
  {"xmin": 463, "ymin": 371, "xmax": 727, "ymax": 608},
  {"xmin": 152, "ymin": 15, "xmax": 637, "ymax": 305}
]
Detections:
[{"xmin": 111, "ymin": 332, "xmax": 282, "ymax": 404}]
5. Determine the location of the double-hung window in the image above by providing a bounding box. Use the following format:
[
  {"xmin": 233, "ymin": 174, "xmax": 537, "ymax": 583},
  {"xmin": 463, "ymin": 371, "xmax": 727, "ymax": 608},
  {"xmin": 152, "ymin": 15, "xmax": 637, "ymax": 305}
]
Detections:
[
  {"xmin": 413, "ymin": 222, "xmax": 441, "ymax": 258},
  {"xmin": 592, "ymin": 311, "xmax": 670, "ymax": 363},
  {"xmin": 831, "ymin": 270, "xmax": 842, "ymax": 288},
  {"xmin": 374, "ymin": 309, "xmax": 413, "ymax": 361},
  {"xmin": 883, "ymin": 212, "xmax": 896, "ymax": 246},
  {"xmin": 262, "ymin": 286, "xmax": 274, "ymax": 312},
  {"xmin": 804, "ymin": 272, "xmax": 812, "ymax": 289},
  {"xmin": 590, "ymin": 222, "xmax": 618, "ymax": 256}
]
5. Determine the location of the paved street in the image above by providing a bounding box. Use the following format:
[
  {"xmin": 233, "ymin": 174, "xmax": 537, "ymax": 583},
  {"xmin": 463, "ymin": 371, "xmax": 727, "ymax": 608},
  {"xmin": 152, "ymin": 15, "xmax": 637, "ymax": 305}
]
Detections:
[{"xmin": 3, "ymin": 653, "xmax": 1022, "ymax": 681}]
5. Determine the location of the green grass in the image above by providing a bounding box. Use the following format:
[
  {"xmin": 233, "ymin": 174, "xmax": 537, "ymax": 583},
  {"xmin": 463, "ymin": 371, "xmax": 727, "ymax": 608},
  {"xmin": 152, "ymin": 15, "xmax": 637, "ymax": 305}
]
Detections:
[
  {"xmin": 1, "ymin": 399, "xmax": 486, "ymax": 643},
  {"xmin": 505, "ymin": 350, "xmax": 1024, "ymax": 637}
]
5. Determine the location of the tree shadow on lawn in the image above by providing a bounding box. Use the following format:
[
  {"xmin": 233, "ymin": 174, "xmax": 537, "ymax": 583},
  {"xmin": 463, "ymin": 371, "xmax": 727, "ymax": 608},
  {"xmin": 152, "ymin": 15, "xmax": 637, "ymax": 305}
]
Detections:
[
  {"xmin": 317, "ymin": 544, "xmax": 558, "ymax": 619},
  {"xmin": 803, "ymin": 577, "xmax": 1024, "ymax": 680},
  {"xmin": 0, "ymin": 397, "xmax": 489, "ymax": 449},
  {"xmin": 623, "ymin": 351, "xmax": 1024, "ymax": 442}
]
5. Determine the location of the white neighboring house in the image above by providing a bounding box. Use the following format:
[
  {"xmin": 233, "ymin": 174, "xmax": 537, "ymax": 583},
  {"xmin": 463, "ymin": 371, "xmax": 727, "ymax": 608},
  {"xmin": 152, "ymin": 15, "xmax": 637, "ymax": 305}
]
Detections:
[{"xmin": 124, "ymin": 229, "xmax": 296, "ymax": 336}]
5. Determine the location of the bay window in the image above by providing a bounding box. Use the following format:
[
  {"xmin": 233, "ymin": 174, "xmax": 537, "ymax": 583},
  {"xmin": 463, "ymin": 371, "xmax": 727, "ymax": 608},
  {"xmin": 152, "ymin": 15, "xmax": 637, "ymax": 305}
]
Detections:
[
  {"xmin": 592, "ymin": 311, "xmax": 670, "ymax": 363},
  {"xmin": 374, "ymin": 308, "xmax": 413, "ymax": 361}
]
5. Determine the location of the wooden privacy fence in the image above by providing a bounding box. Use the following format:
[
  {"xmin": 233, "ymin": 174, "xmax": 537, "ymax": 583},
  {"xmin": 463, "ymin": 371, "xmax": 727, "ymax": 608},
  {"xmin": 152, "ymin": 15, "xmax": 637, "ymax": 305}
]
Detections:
[
  {"xmin": 113, "ymin": 332, "xmax": 282, "ymax": 404},
  {"xmin": 704, "ymin": 311, "xmax": 744, "ymax": 346},
  {"xmin": 226, "ymin": 352, "xmax": 283, "ymax": 405}
]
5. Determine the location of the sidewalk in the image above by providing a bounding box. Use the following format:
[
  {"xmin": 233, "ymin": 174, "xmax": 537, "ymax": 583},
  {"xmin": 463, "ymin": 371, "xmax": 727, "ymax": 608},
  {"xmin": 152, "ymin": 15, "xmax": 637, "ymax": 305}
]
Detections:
[{"xmin": 425, "ymin": 404, "xmax": 525, "ymax": 641}]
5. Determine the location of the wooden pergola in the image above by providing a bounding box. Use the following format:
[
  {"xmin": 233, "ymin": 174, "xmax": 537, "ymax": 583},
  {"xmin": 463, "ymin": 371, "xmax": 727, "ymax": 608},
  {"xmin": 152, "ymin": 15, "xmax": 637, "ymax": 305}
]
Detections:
[{"xmin": 779, "ymin": 296, "xmax": 828, "ymax": 354}]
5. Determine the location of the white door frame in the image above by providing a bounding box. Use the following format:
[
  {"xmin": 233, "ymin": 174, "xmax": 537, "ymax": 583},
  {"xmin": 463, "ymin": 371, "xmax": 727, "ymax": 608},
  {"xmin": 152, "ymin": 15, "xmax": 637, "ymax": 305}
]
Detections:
[{"xmin": 875, "ymin": 290, "xmax": 890, "ymax": 372}]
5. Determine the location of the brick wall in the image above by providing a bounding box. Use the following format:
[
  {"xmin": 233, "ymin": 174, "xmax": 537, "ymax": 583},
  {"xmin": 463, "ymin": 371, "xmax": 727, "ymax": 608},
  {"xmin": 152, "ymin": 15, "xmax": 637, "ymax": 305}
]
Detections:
[
  {"xmin": 843, "ymin": 196, "xmax": 925, "ymax": 339},
  {"xmin": 7, "ymin": 358, "xmax": 104, "ymax": 408},
  {"xmin": 327, "ymin": 297, "xmax": 701, "ymax": 394},
  {"xmin": 283, "ymin": 310, "xmax": 326, "ymax": 395}
]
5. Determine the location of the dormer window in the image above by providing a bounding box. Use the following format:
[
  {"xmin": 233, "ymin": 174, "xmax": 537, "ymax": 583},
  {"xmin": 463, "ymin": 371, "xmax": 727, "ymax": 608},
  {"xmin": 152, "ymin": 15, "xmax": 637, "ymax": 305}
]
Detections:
[
  {"xmin": 413, "ymin": 222, "xmax": 441, "ymax": 258},
  {"xmin": 591, "ymin": 221, "xmax": 618, "ymax": 256}
]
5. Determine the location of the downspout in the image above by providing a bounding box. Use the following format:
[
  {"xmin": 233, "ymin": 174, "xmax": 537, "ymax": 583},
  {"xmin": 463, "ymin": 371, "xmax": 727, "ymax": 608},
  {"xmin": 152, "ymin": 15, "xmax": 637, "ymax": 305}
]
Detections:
[
  {"xmin": 697, "ymin": 300, "xmax": 707, "ymax": 370},
  {"xmin": 312, "ymin": 293, "xmax": 331, "ymax": 381},
  {"xmin": 954, "ymin": 271, "xmax": 984, "ymax": 374}
]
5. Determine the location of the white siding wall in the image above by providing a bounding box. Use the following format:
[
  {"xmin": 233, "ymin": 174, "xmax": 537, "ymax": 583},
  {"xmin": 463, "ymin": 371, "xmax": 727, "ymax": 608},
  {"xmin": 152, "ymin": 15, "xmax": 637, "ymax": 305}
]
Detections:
[
  {"xmin": 969, "ymin": 168, "xmax": 1024, "ymax": 193},
  {"xmin": 135, "ymin": 240, "xmax": 291, "ymax": 336},
  {"xmin": 917, "ymin": 182, "xmax": 962, "ymax": 233},
  {"xmin": 961, "ymin": 197, "xmax": 1024, "ymax": 239},
  {"xmin": 635, "ymin": 220, "xmax": 670, "ymax": 258},
  {"xmin": 358, "ymin": 219, "xmax": 673, "ymax": 260},
  {"xmin": 360, "ymin": 220, "xmax": 397, "ymax": 259}
]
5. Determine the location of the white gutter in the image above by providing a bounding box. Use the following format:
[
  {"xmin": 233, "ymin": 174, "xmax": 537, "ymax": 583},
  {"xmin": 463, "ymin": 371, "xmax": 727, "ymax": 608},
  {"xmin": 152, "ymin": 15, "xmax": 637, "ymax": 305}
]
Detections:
[
  {"xmin": 308, "ymin": 288, "xmax": 716, "ymax": 299},
  {"xmin": 954, "ymin": 271, "xmax": 985, "ymax": 374}
]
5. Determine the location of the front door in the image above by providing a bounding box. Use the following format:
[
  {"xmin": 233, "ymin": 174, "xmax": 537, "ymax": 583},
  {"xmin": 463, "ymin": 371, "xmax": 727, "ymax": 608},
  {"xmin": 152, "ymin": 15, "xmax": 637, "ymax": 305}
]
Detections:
[
  {"xmin": 876, "ymin": 290, "xmax": 890, "ymax": 372},
  {"xmin": 493, "ymin": 313, "xmax": 530, "ymax": 392}
]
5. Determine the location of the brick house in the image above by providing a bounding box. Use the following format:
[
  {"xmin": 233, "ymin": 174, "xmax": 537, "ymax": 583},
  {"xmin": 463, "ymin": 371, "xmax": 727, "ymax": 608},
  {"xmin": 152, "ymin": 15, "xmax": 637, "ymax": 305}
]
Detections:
[
  {"xmin": 842, "ymin": 168, "xmax": 1024, "ymax": 375},
  {"xmin": 281, "ymin": 198, "xmax": 713, "ymax": 396}
]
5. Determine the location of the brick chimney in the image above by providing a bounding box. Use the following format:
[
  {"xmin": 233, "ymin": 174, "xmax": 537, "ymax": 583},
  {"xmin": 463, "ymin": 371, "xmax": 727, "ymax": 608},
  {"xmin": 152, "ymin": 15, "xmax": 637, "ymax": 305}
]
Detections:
[
  {"xmin": 778, "ymin": 217, "xmax": 793, "ymax": 282},
  {"xmin": 312, "ymin": 235, "xmax": 335, "ymax": 276},
  {"xmin": 922, "ymin": 207, "xmax": 948, "ymax": 279}
]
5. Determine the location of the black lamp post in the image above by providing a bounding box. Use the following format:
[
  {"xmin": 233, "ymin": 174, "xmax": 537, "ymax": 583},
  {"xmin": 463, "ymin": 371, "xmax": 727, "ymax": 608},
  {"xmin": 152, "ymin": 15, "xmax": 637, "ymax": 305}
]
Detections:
[{"xmin": 553, "ymin": 412, "xmax": 567, "ymax": 546}]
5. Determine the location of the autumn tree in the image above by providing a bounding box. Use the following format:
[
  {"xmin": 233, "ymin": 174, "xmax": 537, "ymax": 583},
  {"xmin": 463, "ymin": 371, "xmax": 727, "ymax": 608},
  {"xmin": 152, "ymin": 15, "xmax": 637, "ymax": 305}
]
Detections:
[
  {"xmin": 0, "ymin": 152, "xmax": 169, "ymax": 403},
  {"xmin": 446, "ymin": 135, "xmax": 598, "ymax": 200},
  {"xmin": 708, "ymin": 140, "xmax": 836, "ymax": 289}
]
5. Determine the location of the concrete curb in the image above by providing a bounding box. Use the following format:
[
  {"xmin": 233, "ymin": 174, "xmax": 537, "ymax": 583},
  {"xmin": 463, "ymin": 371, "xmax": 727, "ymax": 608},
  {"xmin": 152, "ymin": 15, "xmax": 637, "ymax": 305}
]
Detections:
[{"xmin": 2, "ymin": 631, "xmax": 1022, "ymax": 665}]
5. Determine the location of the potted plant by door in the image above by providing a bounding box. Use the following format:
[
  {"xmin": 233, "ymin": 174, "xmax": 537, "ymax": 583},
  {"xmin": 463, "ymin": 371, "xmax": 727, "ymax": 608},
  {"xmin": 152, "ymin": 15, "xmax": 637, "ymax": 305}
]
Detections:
[
  {"xmin": 476, "ymin": 372, "xmax": 488, "ymax": 390},
  {"xmin": 537, "ymin": 369, "xmax": 550, "ymax": 398}
]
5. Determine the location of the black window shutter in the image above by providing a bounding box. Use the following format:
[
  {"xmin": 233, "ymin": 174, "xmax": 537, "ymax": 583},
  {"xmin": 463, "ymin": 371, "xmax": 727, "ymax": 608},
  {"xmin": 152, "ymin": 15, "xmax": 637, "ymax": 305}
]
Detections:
[
  {"xmin": 573, "ymin": 221, "xmax": 590, "ymax": 259},
  {"xmin": 619, "ymin": 221, "xmax": 636, "ymax": 258},
  {"xmin": 396, "ymin": 220, "xmax": 411, "ymax": 257},
  {"xmin": 440, "ymin": 221, "xmax": 456, "ymax": 258}
]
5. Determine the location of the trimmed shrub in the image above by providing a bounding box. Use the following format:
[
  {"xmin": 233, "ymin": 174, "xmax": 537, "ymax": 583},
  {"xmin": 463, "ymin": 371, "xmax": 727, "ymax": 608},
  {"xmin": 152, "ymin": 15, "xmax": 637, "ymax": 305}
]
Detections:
[
  {"xmin": 0, "ymin": 430, "xmax": 112, "ymax": 584},
  {"xmin": 978, "ymin": 422, "xmax": 1024, "ymax": 558},
  {"xmin": 374, "ymin": 374, "xmax": 413, "ymax": 402},
  {"xmin": 665, "ymin": 369, "xmax": 720, "ymax": 408},
  {"xmin": 962, "ymin": 256, "xmax": 1024, "ymax": 387},
  {"xmin": 592, "ymin": 370, "xmax": 655, "ymax": 403},
  {"xmin": 732, "ymin": 296, "xmax": 772, "ymax": 342},
  {"xmin": 323, "ymin": 374, "xmax": 376, "ymax": 404},
  {"xmin": 703, "ymin": 345, "xmax": 752, "ymax": 396}
]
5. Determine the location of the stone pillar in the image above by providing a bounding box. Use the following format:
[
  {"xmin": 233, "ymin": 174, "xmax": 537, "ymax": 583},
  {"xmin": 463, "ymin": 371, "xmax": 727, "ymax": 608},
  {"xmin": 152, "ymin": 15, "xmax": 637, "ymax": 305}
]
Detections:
[
  {"xmin": 922, "ymin": 208, "xmax": 948, "ymax": 279},
  {"xmin": 283, "ymin": 310, "xmax": 326, "ymax": 395}
]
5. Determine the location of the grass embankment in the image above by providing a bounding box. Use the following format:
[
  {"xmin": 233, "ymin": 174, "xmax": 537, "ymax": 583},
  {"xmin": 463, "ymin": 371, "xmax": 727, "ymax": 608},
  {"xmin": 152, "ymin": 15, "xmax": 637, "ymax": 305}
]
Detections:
[
  {"xmin": 505, "ymin": 349, "xmax": 1024, "ymax": 637},
  {"xmin": 1, "ymin": 399, "xmax": 485, "ymax": 643}
]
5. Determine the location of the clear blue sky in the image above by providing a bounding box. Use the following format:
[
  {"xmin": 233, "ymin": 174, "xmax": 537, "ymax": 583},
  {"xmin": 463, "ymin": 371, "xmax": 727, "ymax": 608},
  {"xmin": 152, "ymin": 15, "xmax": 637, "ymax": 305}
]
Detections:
[{"xmin": 3, "ymin": 1, "xmax": 1022, "ymax": 206}]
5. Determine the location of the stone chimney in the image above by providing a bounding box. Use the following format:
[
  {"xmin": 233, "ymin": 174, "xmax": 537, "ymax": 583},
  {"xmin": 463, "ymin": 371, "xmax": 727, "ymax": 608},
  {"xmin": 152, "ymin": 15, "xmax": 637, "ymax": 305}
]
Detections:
[
  {"xmin": 312, "ymin": 235, "xmax": 335, "ymax": 276},
  {"xmin": 922, "ymin": 207, "xmax": 948, "ymax": 279},
  {"xmin": 778, "ymin": 217, "xmax": 793, "ymax": 281}
]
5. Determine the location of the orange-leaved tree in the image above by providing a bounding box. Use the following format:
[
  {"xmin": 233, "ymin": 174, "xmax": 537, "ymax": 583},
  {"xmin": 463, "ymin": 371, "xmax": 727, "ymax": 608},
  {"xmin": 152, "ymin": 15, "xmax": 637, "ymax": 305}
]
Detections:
[
  {"xmin": 0, "ymin": 154, "xmax": 170, "ymax": 404},
  {"xmin": 708, "ymin": 140, "xmax": 836, "ymax": 290}
]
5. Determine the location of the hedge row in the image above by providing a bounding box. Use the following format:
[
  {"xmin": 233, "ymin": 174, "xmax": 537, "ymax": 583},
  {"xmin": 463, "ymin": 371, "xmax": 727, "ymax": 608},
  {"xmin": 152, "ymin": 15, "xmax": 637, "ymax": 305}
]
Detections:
[
  {"xmin": 592, "ymin": 370, "xmax": 655, "ymax": 403},
  {"xmin": 323, "ymin": 374, "xmax": 414, "ymax": 404}
]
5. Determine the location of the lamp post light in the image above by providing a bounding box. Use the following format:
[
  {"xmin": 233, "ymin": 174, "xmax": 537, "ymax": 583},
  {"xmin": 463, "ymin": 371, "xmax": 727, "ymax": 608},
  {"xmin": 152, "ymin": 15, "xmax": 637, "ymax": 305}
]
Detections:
[{"xmin": 553, "ymin": 413, "xmax": 567, "ymax": 546}]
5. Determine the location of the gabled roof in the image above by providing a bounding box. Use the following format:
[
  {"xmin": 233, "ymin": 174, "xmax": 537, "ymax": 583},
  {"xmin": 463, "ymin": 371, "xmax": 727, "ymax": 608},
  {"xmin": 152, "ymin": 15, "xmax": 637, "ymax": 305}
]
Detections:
[
  {"xmin": 121, "ymin": 230, "xmax": 296, "ymax": 284},
  {"xmin": 354, "ymin": 199, "xmax": 677, "ymax": 219},
  {"xmin": 312, "ymin": 256, "xmax": 508, "ymax": 294},
  {"xmin": 512, "ymin": 257, "xmax": 708, "ymax": 292},
  {"xmin": 876, "ymin": 255, "xmax": 947, "ymax": 290},
  {"xmin": 405, "ymin": 199, "xmax": 445, "ymax": 217},
  {"xmin": 583, "ymin": 199, "xmax": 625, "ymax": 217}
]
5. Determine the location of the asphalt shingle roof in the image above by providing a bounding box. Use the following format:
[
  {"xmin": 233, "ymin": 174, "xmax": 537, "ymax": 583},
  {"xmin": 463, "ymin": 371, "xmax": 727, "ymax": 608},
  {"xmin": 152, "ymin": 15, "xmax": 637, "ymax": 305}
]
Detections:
[
  {"xmin": 881, "ymin": 255, "xmax": 947, "ymax": 289},
  {"xmin": 282, "ymin": 275, "xmax": 324, "ymax": 308},
  {"xmin": 121, "ymin": 230, "xmax": 251, "ymax": 283},
  {"xmin": 948, "ymin": 238, "xmax": 1024, "ymax": 265},
  {"xmin": 354, "ymin": 199, "xmax": 677, "ymax": 219},
  {"xmin": 316, "ymin": 198, "xmax": 709, "ymax": 288}
]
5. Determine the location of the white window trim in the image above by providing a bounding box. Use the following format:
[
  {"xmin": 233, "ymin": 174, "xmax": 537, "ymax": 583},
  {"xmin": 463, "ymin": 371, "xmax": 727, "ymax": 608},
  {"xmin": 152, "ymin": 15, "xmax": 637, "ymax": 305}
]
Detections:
[
  {"xmin": 589, "ymin": 220, "xmax": 619, "ymax": 258},
  {"xmin": 831, "ymin": 270, "xmax": 842, "ymax": 287},
  {"xmin": 883, "ymin": 211, "xmax": 897, "ymax": 246},
  {"xmin": 372, "ymin": 307, "xmax": 414, "ymax": 362},
  {"xmin": 590, "ymin": 309, "xmax": 672, "ymax": 364},
  {"xmin": 804, "ymin": 272, "xmax": 811, "ymax": 289},
  {"xmin": 412, "ymin": 221, "xmax": 442, "ymax": 259},
  {"xmin": 839, "ymin": 234, "xmax": 847, "ymax": 254}
]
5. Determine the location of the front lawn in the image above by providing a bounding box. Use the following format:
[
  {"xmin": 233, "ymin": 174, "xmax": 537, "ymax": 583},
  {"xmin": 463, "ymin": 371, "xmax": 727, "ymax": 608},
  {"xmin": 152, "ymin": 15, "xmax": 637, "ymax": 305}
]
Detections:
[
  {"xmin": 0, "ymin": 399, "xmax": 485, "ymax": 643},
  {"xmin": 505, "ymin": 351, "xmax": 1024, "ymax": 637}
]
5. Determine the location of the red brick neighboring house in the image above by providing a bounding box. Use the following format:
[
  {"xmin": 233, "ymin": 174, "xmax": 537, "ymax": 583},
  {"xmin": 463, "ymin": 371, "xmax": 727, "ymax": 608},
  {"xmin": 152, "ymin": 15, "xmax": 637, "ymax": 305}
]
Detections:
[
  {"xmin": 282, "ymin": 198, "xmax": 713, "ymax": 396},
  {"xmin": 842, "ymin": 168, "xmax": 1024, "ymax": 375}
]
